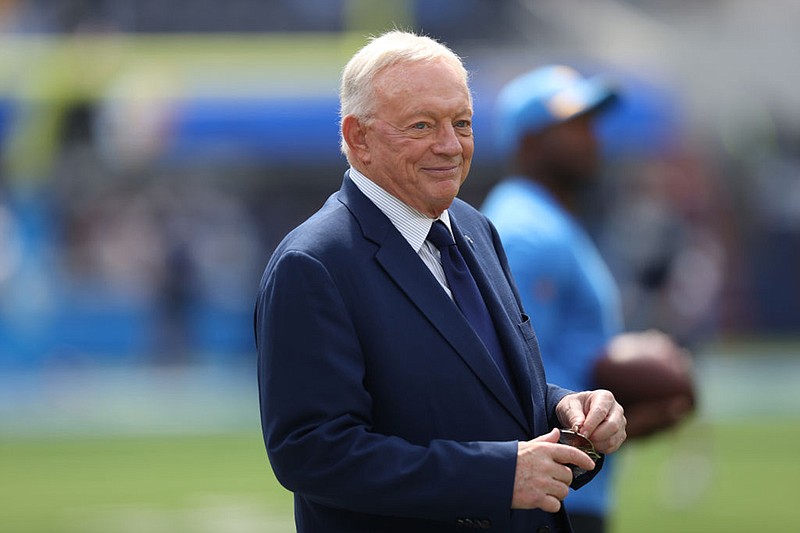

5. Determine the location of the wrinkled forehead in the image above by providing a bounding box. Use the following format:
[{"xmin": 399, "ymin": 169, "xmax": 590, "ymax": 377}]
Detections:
[{"xmin": 373, "ymin": 59, "xmax": 472, "ymax": 106}]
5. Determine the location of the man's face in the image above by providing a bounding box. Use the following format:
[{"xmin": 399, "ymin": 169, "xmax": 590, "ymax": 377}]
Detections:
[
  {"xmin": 537, "ymin": 113, "xmax": 601, "ymax": 188},
  {"xmin": 359, "ymin": 59, "xmax": 474, "ymax": 218}
]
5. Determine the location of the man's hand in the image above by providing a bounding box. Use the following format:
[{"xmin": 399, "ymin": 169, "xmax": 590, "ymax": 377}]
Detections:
[
  {"xmin": 511, "ymin": 429, "xmax": 596, "ymax": 512},
  {"xmin": 556, "ymin": 390, "xmax": 627, "ymax": 454}
]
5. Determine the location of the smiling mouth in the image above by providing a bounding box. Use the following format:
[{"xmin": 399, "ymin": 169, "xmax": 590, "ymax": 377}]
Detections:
[{"xmin": 423, "ymin": 164, "xmax": 460, "ymax": 173}]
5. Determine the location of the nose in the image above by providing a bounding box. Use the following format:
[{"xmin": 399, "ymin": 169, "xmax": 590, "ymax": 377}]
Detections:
[{"xmin": 432, "ymin": 123, "xmax": 463, "ymax": 156}]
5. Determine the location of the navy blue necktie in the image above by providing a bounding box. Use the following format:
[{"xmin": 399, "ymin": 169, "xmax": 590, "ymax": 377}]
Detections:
[{"xmin": 427, "ymin": 220, "xmax": 513, "ymax": 383}]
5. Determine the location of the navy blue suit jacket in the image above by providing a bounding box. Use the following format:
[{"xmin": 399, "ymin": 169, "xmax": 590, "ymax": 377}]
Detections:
[{"xmin": 255, "ymin": 172, "xmax": 595, "ymax": 532}]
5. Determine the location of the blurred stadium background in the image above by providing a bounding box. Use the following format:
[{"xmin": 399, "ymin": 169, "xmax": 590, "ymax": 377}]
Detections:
[{"xmin": 0, "ymin": 1, "xmax": 798, "ymax": 531}]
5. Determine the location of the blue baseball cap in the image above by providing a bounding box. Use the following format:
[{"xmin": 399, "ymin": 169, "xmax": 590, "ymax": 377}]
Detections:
[{"xmin": 494, "ymin": 65, "xmax": 618, "ymax": 157}]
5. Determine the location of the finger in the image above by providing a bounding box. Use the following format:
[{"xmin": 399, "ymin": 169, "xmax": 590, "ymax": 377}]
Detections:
[
  {"xmin": 594, "ymin": 430, "xmax": 625, "ymax": 454},
  {"xmin": 533, "ymin": 427, "xmax": 561, "ymax": 443},
  {"xmin": 589, "ymin": 403, "xmax": 625, "ymax": 439},
  {"xmin": 554, "ymin": 445, "xmax": 596, "ymax": 471},
  {"xmin": 546, "ymin": 476, "xmax": 571, "ymax": 501},
  {"xmin": 539, "ymin": 494, "xmax": 563, "ymax": 514},
  {"xmin": 581, "ymin": 406, "xmax": 611, "ymax": 436},
  {"xmin": 557, "ymin": 394, "xmax": 587, "ymax": 430},
  {"xmin": 580, "ymin": 391, "xmax": 615, "ymax": 436},
  {"xmin": 591, "ymin": 414, "xmax": 627, "ymax": 453},
  {"xmin": 555, "ymin": 464, "xmax": 574, "ymax": 486}
]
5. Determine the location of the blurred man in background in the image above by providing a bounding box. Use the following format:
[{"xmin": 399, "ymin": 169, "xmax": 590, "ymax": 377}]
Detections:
[
  {"xmin": 256, "ymin": 33, "xmax": 627, "ymax": 532},
  {"xmin": 482, "ymin": 65, "xmax": 696, "ymax": 533}
]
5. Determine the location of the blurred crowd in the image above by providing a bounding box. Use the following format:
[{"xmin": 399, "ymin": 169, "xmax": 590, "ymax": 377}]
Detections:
[{"xmin": 1, "ymin": 0, "xmax": 799, "ymax": 368}]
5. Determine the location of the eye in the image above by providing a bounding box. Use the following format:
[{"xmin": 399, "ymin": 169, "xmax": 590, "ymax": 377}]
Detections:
[
  {"xmin": 411, "ymin": 122, "xmax": 429, "ymax": 130},
  {"xmin": 454, "ymin": 119, "xmax": 471, "ymax": 128}
]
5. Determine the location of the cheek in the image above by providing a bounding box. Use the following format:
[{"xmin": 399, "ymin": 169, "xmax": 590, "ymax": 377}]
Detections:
[
  {"xmin": 461, "ymin": 160, "xmax": 472, "ymax": 181},
  {"xmin": 461, "ymin": 136, "xmax": 475, "ymax": 157},
  {"xmin": 461, "ymin": 139, "xmax": 475, "ymax": 169}
]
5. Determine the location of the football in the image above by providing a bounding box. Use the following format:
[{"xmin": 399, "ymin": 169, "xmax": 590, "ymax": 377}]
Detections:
[{"xmin": 592, "ymin": 330, "xmax": 696, "ymax": 438}]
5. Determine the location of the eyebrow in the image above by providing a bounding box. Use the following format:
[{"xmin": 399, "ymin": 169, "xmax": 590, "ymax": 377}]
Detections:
[{"xmin": 405, "ymin": 107, "xmax": 473, "ymax": 120}]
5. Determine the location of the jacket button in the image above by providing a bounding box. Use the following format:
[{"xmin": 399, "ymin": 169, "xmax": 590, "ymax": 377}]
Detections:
[
  {"xmin": 456, "ymin": 518, "xmax": 474, "ymax": 529},
  {"xmin": 456, "ymin": 517, "xmax": 491, "ymax": 529},
  {"xmin": 536, "ymin": 527, "xmax": 550, "ymax": 533}
]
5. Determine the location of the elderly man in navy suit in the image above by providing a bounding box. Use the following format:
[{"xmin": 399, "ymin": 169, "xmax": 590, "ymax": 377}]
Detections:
[{"xmin": 255, "ymin": 30, "xmax": 626, "ymax": 533}]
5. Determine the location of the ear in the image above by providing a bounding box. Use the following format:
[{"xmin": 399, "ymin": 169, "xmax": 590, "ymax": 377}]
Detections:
[{"xmin": 342, "ymin": 115, "xmax": 371, "ymax": 165}]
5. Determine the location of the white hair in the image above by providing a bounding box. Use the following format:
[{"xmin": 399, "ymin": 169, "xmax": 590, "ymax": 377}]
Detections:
[{"xmin": 339, "ymin": 30, "xmax": 470, "ymax": 161}]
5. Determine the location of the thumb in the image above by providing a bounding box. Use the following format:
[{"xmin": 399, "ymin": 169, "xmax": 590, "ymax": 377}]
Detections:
[{"xmin": 533, "ymin": 427, "xmax": 561, "ymax": 443}]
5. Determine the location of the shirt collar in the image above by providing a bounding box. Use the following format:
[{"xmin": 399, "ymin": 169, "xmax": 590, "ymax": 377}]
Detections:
[{"xmin": 349, "ymin": 167, "xmax": 452, "ymax": 252}]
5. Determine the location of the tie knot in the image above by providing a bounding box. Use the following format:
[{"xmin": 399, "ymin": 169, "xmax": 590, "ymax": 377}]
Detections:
[{"xmin": 427, "ymin": 220, "xmax": 455, "ymax": 249}]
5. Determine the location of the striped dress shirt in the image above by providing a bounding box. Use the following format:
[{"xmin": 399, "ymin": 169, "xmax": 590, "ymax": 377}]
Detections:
[{"xmin": 348, "ymin": 167, "xmax": 454, "ymax": 299}]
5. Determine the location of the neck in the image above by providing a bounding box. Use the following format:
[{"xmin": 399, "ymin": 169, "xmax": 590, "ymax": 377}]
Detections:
[{"xmin": 524, "ymin": 173, "xmax": 580, "ymax": 214}]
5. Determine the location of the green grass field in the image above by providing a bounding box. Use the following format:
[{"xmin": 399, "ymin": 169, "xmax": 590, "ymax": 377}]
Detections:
[
  {"xmin": 2, "ymin": 418, "xmax": 797, "ymax": 532},
  {"xmin": 611, "ymin": 418, "xmax": 799, "ymax": 532},
  {"xmin": 0, "ymin": 430, "xmax": 293, "ymax": 533}
]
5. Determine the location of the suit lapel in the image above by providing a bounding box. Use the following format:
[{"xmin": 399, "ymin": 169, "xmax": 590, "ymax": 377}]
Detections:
[
  {"xmin": 338, "ymin": 175, "xmax": 530, "ymax": 433},
  {"xmin": 449, "ymin": 214, "xmax": 536, "ymax": 433}
]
